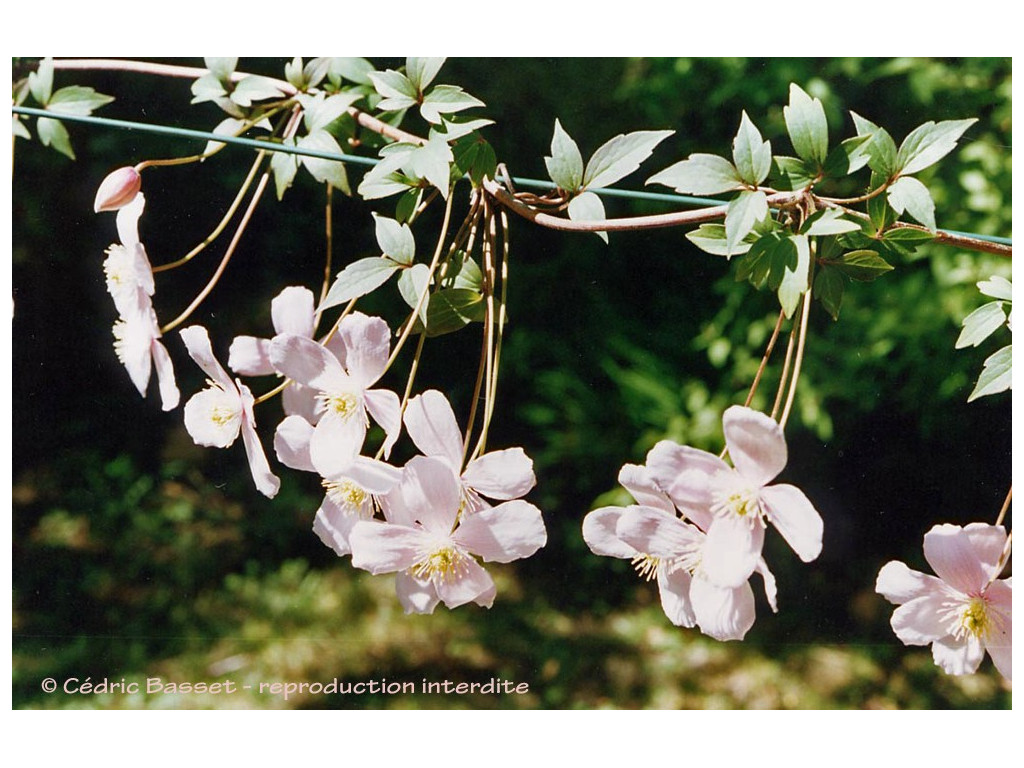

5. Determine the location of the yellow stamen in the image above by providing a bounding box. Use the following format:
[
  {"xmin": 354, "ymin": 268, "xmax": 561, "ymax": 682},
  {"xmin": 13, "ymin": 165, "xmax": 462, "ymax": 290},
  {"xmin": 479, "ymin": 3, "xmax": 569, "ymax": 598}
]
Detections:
[{"xmin": 412, "ymin": 545, "xmax": 471, "ymax": 583}]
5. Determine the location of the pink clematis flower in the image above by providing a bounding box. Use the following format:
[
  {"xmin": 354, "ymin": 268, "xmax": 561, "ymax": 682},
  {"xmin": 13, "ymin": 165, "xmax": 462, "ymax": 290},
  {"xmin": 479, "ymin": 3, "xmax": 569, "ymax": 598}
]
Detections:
[
  {"xmin": 228, "ymin": 286, "xmax": 319, "ymax": 422},
  {"xmin": 349, "ymin": 456, "xmax": 547, "ymax": 614},
  {"xmin": 270, "ymin": 312, "xmax": 402, "ymax": 476},
  {"xmin": 647, "ymin": 405, "xmax": 822, "ymax": 588},
  {"xmin": 180, "ymin": 325, "xmax": 280, "ymax": 498},
  {"xmin": 111, "ymin": 295, "xmax": 179, "ymax": 411},
  {"xmin": 102, "ymin": 193, "xmax": 156, "ymax": 319},
  {"xmin": 94, "ymin": 166, "xmax": 142, "ymax": 213},
  {"xmin": 583, "ymin": 464, "xmax": 776, "ymax": 641},
  {"xmin": 876, "ymin": 523, "xmax": 1011, "ymax": 680},
  {"xmin": 403, "ymin": 389, "xmax": 536, "ymax": 515}
]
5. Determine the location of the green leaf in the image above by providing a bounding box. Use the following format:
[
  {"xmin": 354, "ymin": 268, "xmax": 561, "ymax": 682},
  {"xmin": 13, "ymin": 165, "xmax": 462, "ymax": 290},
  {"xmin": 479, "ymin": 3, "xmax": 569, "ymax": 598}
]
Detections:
[
  {"xmin": 321, "ymin": 257, "xmax": 401, "ymax": 310},
  {"xmin": 46, "ymin": 86, "xmax": 114, "ymax": 116},
  {"xmin": 285, "ymin": 57, "xmax": 304, "ymax": 89},
  {"xmin": 802, "ymin": 209, "xmax": 859, "ymax": 236},
  {"xmin": 830, "ymin": 250, "xmax": 894, "ymax": 281},
  {"xmin": 545, "ymin": 119, "xmax": 584, "ymax": 192},
  {"xmin": 777, "ymin": 234, "xmax": 810, "ymax": 317},
  {"xmin": 299, "ymin": 92, "xmax": 361, "ymax": 132},
  {"xmin": 452, "ymin": 134, "xmax": 496, "ymax": 186},
  {"xmin": 736, "ymin": 233, "xmax": 784, "ymax": 285},
  {"xmin": 851, "ymin": 112, "xmax": 898, "ymax": 178},
  {"xmin": 568, "ymin": 191, "xmax": 608, "ymax": 244},
  {"xmin": 36, "ymin": 117, "xmax": 74, "ymax": 159},
  {"xmin": 436, "ymin": 115, "xmax": 495, "ymax": 142},
  {"xmin": 896, "ymin": 118, "xmax": 977, "ymax": 176},
  {"xmin": 647, "ymin": 153, "xmax": 741, "ymax": 195},
  {"xmin": 968, "ymin": 345, "xmax": 1012, "ymax": 402},
  {"xmin": 887, "ymin": 176, "xmax": 935, "ymax": 230},
  {"xmin": 783, "ymin": 83, "xmax": 828, "ymax": 166},
  {"xmin": 419, "ymin": 85, "xmax": 484, "ymax": 124},
  {"xmin": 867, "ymin": 173, "xmax": 897, "ymax": 232},
  {"xmin": 423, "ymin": 288, "xmax": 486, "ymax": 337},
  {"xmin": 330, "ymin": 58, "xmax": 375, "ymax": 86},
  {"xmin": 452, "ymin": 254, "xmax": 483, "ymax": 291},
  {"xmin": 770, "ymin": 156, "xmax": 816, "ymax": 191},
  {"xmin": 583, "ymin": 130, "xmax": 674, "ymax": 190},
  {"xmin": 394, "ymin": 188, "xmax": 423, "ymax": 223},
  {"xmin": 373, "ymin": 213, "xmax": 415, "ymax": 266},
  {"xmin": 406, "ymin": 58, "xmax": 446, "ymax": 93},
  {"xmin": 12, "ymin": 116, "xmax": 31, "ymax": 140},
  {"xmin": 369, "ymin": 70, "xmax": 418, "ymax": 111},
  {"xmin": 978, "ymin": 276, "xmax": 1012, "ymax": 302},
  {"xmin": 28, "ymin": 57, "xmax": 53, "ymax": 105},
  {"xmin": 407, "ymin": 136, "xmax": 454, "ymax": 198},
  {"xmin": 956, "ymin": 301, "xmax": 1008, "ymax": 349},
  {"xmin": 191, "ymin": 74, "xmax": 228, "ymax": 104},
  {"xmin": 397, "ymin": 263, "xmax": 432, "ymax": 327},
  {"xmin": 688, "ymin": 223, "xmax": 755, "ymax": 258},
  {"xmin": 822, "ymin": 134, "xmax": 872, "ymax": 178},
  {"xmin": 725, "ymin": 190, "xmax": 768, "ymax": 257},
  {"xmin": 880, "ymin": 227, "xmax": 935, "ymax": 247},
  {"xmin": 732, "ymin": 112, "xmax": 772, "ymax": 186},
  {"xmin": 302, "ymin": 58, "xmax": 331, "ymax": 90},
  {"xmin": 298, "ymin": 130, "xmax": 350, "ymax": 195},
  {"xmin": 358, "ymin": 152, "xmax": 414, "ymax": 200},
  {"xmin": 205, "ymin": 58, "xmax": 237, "ymax": 81},
  {"xmin": 231, "ymin": 76, "xmax": 285, "ymax": 107},
  {"xmin": 813, "ymin": 265, "xmax": 845, "ymax": 320}
]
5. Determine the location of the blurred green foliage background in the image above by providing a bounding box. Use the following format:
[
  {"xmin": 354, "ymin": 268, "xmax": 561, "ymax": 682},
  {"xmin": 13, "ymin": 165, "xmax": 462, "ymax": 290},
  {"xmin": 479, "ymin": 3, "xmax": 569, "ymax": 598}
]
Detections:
[{"xmin": 12, "ymin": 57, "xmax": 1011, "ymax": 709}]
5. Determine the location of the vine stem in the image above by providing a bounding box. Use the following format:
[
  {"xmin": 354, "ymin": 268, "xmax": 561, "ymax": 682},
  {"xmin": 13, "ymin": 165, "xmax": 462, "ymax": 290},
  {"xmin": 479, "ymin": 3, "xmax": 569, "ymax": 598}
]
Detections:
[
  {"xmin": 770, "ymin": 319, "xmax": 799, "ymax": 421},
  {"xmin": 779, "ymin": 292, "xmax": 812, "ymax": 430},
  {"xmin": 995, "ymin": 486, "xmax": 1012, "ymax": 526},
  {"xmin": 745, "ymin": 309, "xmax": 786, "ymax": 408}
]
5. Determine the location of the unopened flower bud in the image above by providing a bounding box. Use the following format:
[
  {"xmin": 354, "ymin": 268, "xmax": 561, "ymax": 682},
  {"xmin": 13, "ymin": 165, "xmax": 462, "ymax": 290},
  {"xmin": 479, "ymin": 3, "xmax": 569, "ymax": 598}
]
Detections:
[{"xmin": 94, "ymin": 166, "xmax": 142, "ymax": 213}]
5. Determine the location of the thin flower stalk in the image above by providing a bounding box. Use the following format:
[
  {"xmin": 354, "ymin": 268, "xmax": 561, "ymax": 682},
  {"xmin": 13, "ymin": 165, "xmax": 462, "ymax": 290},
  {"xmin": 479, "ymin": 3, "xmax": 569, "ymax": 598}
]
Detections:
[{"xmin": 779, "ymin": 290, "xmax": 813, "ymax": 430}]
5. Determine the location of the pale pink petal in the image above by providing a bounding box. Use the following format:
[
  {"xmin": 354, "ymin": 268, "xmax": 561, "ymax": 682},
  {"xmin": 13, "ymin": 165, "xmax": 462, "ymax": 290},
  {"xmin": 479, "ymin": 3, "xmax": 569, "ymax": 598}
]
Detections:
[
  {"xmin": 963, "ymin": 523, "xmax": 1008, "ymax": 579},
  {"xmin": 403, "ymin": 389, "xmax": 464, "ymax": 469},
  {"xmin": 617, "ymin": 463, "xmax": 675, "ymax": 515},
  {"xmin": 890, "ymin": 593, "xmax": 952, "ymax": 645},
  {"xmin": 274, "ymin": 414, "xmax": 316, "ymax": 472},
  {"xmin": 582, "ymin": 507, "xmax": 636, "ymax": 559},
  {"xmin": 228, "ymin": 335, "xmax": 275, "ymax": 376},
  {"xmin": 115, "ymin": 192, "xmax": 145, "ymax": 249},
  {"xmin": 349, "ymin": 521, "xmax": 425, "ymax": 574},
  {"xmin": 180, "ymin": 325, "xmax": 235, "ymax": 391},
  {"xmin": 338, "ymin": 312, "xmax": 391, "ymax": 387},
  {"xmin": 396, "ymin": 572, "xmax": 440, "ymax": 614},
  {"xmin": 151, "ymin": 338, "xmax": 179, "ymax": 411},
  {"xmin": 615, "ymin": 505, "xmax": 703, "ymax": 560},
  {"xmin": 691, "ymin": 577, "xmax": 756, "ymax": 642},
  {"xmin": 271, "ymin": 286, "xmax": 315, "ymax": 338},
  {"xmin": 760, "ymin": 483, "xmax": 823, "ymax": 563},
  {"xmin": 364, "ymin": 388, "xmax": 402, "ymax": 459},
  {"xmin": 875, "ymin": 560, "xmax": 944, "ymax": 605},
  {"xmin": 463, "ymin": 448, "xmax": 536, "ymax": 500},
  {"xmin": 931, "ymin": 635, "xmax": 986, "ymax": 676},
  {"xmin": 313, "ymin": 496, "xmax": 360, "ymax": 556},
  {"xmin": 399, "ymin": 456, "xmax": 461, "ymax": 534},
  {"xmin": 985, "ymin": 579, "xmax": 1012, "ymax": 680},
  {"xmin": 435, "ymin": 557, "xmax": 495, "ymax": 609},
  {"xmin": 117, "ymin": 319, "xmax": 152, "ymax": 397},
  {"xmin": 646, "ymin": 440, "xmax": 729, "ymax": 512},
  {"xmin": 755, "ymin": 558, "xmax": 778, "ymax": 613},
  {"xmin": 453, "ymin": 500, "xmax": 546, "ymax": 562},
  {"xmin": 473, "ymin": 579, "xmax": 497, "ymax": 609},
  {"xmin": 183, "ymin": 387, "xmax": 241, "ymax": 448},
  {"xmin": 282, "ymin": 381, "xmax": 321, "ymax": 422},
  {"xmin": 239, "ymin": 386, "xmax": 280, "ymax": 498},
  {"xmin": 309, "ymin": 411, "xmax": 366, "ymax": 478},
  {"xmin": 269, "ymin": 333, "xmax": 349, "ymax": 392},
  {"xmin": 722, "ymin": 405, "xmax": 786, "ymax": 486},
  {"xmin": 657, "ymin": 566, "xmax": 696, "ymax": 628},
  {"xmin": 379, "ymin": 481, "xmax": 418, "ymax": 528},
  {"xmin": 923, "ymin": 524, "xmax": 988, "ymax": 594},
  {"xmin": 346, "ymin": 456, "xmax": 402, "ymax": 495},
  {"xmin": 700, "ymin": 516, "xmax": 763, "ymax": 588}
]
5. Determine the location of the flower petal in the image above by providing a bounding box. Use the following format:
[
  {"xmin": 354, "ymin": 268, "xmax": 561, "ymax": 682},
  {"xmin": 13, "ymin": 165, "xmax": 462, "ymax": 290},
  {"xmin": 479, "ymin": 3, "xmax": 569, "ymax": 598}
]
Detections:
[
  {"xmin": 963, "ymin": 522, "xmax": 1008, "ymax": 580},
  {"xmin": 364, "ymin": 387, "xmax": 402, "ymax": 459},
  {"xmin": 617, "ymin": 463, "xmax": 675, "ymax": 515},
  {"xmin": 115, "ymin": 192, "xmax": 145, "ymax": 249},
  {"xmin": 890, "ymin": 592, "xmax": 953, "ymax": 646},
  {"xmin": 271, "ymin": 286, "xmax": 315, "ymax": 338},
  {"xmin": 615, "ymin": 505, "xmax": 703, "ymax": 561},
  {"xmin": 985, "ymin": 579, "xmax": 1012, "ymax": 680},
  {"xmin": 269, "ymin": 333, "xmax": 348, "ymax": 392},
  {"xmin": 699, "ymin": 516, "xmax": 763, "ymax": 588},
  {"xmin": 582, "ymin": 507, "xmax": 635, "ymax": 559},
  {"xmin": 309, "ymin": 411, "xmax": 366, "ymax": 478},
  {"xmin": 923, "ymin": 524, "xmax": 988, "ymax": 594},
  {"xmin": 931, "ymin": 635, "xmax": 985, "ymax": 676},
  {"xmin": 282, "ymin": 381, "xmax": 320, "ymax": 423},
  {"xmin": 657, "ymin": 566, "xmax": 696, "ymax": 627},
  {"xmin": 403, "ymin": 389, "xmax": 464, "ymax": 469},
  {"xmin": 180, "ymin": 325, "xmax": 235, "ymax": 391},
  {"xmin": 463, "ymin": 448, "xmax": 536, "ymax": 500},
  {"xmin": 396, "ymin": 571, "xmax": 440, "ymax": 614},
  {"xmin": 349, "ymin": 521, "xmax": 425, "ymax": 574},
  {"xmin": 183, "ymin": 387, "xmax": 241, "ymax": 448},
  {"xmin": 274, "ymin": 414, "xmax": 316, "ymax": 472},
  {"xmin": 691, "ymin": 576, "xmax": 756, "ymax": 642},
  {"xmin": 646, "ymin": 440, "xmax": 729, "ymax": 514},
  {"xmin": 346, "ymin": 456, "xmax": 402, "ymax": 495},
  {"xmin": 875, "ymin": 560, "xmax": 943, "ymax": 605},
  {"xmin": 722, "ymin": 405, "xmax": 786, "ymax": 486},
  {"xmin": 313, "ymin": 496, "xmax": 360, "ymax": 556},
  {"xmin": 399, "ymin": 456, "xmax": 461, "ymax": 533},
  {"xmin": 435, "ymin": 557, "xmax": 495, "ymax": 609},
  {"xmin": 228, "ymin": 336, "xmax": 275, "ymax": 376},
  {"xmin": 151, "ymin": 338, "xmax": 179, "ymax": 411},
  {"xmin": 239, "ymin": 386, "xmax": 280, "ymax": 498},
  {"xmin": 454, "ymin": 500, "xmax": 546, "ymax": 562},
  {"xmin": 338, "ymin": 312, "xmax": 391, "ymax": 387},
  {"xmin": 760, "ymin": 483, "xmax": 823, "ymax": 563},
  {"xmin": 755, "ymin": 558, "xmax": 778, "ymax": 613}
]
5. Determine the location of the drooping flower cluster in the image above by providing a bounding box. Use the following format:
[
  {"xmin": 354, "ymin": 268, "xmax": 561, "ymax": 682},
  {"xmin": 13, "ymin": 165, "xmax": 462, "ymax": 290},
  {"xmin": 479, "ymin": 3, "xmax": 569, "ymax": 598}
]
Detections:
[
  {"xmin": 876, "ymin": 522, "xmax": 1011, "ymax": 681},
  {"xmin": 583, "ymin": 405, "xmax": 822, "ymax": 641}
]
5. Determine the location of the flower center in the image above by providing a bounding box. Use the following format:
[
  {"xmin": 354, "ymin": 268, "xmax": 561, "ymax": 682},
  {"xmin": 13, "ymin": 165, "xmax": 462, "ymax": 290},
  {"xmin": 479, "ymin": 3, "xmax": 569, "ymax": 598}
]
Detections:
[
  {"xmin": 318, "ymin": 390, "xmax": 360, "ymax": 420},
  {"xmin": 112, "ymin": 319, "xmax": 131, "ymax": 364},
  {"xmin": 412, "ymin": 545, "xmax": 471, "ymax": 583},
  {"xmin": 322, "ymin": 478, "xmax": 368, "ymax": 514},
  {"xmin": 710, "ymin": 471, "xmax": 762, "ymax": 524},
  {"xmin": 103, "ymin": 245, "xmax": 134, "ymax": 289},
  {"xmin": 631, "ymin": 554, "xmax": 661, "ymax": 582},
  {"xmin": 954, "ymin": 596, "xmax": 996, "ymax": 641}
]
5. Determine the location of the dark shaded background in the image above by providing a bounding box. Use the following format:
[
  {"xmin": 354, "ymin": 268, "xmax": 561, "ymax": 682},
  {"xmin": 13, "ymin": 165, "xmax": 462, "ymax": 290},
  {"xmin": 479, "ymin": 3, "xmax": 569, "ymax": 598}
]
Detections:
[{"xmin": 12, "ymin": 57, "xmax": 1012, "ymax": 708}]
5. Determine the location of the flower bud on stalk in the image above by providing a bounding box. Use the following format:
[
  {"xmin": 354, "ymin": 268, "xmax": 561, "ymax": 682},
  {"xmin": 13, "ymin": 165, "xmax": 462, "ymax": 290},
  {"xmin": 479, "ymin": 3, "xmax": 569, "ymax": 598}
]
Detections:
[{"xmin": 94, "ymin": 166, "xmax": 142, "ymax": 212}]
